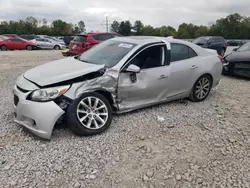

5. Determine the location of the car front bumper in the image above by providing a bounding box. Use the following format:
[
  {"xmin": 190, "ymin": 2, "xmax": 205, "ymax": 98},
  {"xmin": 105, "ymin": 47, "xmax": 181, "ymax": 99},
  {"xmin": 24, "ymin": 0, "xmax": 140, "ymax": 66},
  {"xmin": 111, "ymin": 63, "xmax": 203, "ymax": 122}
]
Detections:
[{"xmin": 13, "ymin": 85, "xmax": 65, "ymax": 139}]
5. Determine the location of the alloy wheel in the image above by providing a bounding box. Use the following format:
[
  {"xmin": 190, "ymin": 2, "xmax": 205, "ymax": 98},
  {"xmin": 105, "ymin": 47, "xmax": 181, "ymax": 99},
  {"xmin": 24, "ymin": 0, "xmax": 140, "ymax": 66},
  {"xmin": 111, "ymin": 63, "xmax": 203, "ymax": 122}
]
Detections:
[
  {"xmin": 76, "ymin": 97, "xmax": 108, "ymax": 130},
  {"xmin": 195, "ymin": 77, "xmax": 210, "ymax": 100}
]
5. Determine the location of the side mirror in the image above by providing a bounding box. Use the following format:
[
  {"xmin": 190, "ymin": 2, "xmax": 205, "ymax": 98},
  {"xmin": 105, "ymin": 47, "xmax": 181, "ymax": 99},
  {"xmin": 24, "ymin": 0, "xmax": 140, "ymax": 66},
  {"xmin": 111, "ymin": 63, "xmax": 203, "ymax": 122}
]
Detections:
[
  {"xmin": 125, "ymin": 64, "xmax": 140, "ymax": 73},
  {"xmin": 233, "ymin": 48, "xmax": 238, "ymax": 51}
]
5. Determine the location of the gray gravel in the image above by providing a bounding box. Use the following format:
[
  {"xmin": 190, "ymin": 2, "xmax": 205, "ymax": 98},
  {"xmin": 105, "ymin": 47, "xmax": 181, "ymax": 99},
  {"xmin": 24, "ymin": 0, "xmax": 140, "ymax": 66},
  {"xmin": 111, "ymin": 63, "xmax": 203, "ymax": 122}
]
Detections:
[{"xmin": 0, "ymin": 50, "xmax": 250, "ymax": 188}]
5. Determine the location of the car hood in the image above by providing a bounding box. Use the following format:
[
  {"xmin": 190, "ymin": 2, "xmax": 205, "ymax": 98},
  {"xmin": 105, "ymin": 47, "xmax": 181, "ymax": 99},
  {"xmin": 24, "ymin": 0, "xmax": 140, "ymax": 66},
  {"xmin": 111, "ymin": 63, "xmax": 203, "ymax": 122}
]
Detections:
[
  {"xmin": 24, "ymin": 57, "xmax": 105, "ymax": 86},
  {"xmin": 225, "ymin": 51, "xmax": 250, "ymax": 62}
]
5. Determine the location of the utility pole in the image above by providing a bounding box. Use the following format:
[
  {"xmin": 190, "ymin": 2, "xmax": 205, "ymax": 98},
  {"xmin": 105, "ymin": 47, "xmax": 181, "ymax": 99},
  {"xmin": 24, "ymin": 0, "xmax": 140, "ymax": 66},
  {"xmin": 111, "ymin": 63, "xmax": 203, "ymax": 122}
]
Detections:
[{"xmin": 106, "ymin": 16, "xmax": 109, "ymax": 32}]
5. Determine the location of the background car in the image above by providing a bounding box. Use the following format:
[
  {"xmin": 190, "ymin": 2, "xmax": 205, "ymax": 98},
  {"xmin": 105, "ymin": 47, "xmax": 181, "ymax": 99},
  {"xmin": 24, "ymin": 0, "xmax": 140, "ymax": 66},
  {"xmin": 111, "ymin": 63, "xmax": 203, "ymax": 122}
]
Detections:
[
  {"xmin": 31, "ymin": 38, "xmax": 66, "ymax": 50},
  {"xmin": 0, "ymin": 35, "xmax": 8, "ymax": 40},
  {"xmin": 2, "ymin": 34, "xmax": 18, "ymax": 38},
  {"xmin": 192, "ymin": 36, "xmax": 227, "ymax": 56},
  {"xmin": 63, "ymin": 36, "xmax": 75, "ymax": 47},
  {"xmin": 226, "ymin": 40, "xmax": 245, "ymax": 46},
  {"xmin": 19, "ymin": 34, "xmax": 41, "ymax": 41},
  {"xmin": 13, "ymin": 36, "xmax": 222, "ymax": 139},
  {"xmin": 68, "ymin": 32, "xmax": 122, "ymax": 55},
  {"xmin": 222, "ymin": 42, "xmax": 250, "ymax": 78},
  {"xmin": 0, "ymin": 37, "xmax": 37, "ymax": 51}
]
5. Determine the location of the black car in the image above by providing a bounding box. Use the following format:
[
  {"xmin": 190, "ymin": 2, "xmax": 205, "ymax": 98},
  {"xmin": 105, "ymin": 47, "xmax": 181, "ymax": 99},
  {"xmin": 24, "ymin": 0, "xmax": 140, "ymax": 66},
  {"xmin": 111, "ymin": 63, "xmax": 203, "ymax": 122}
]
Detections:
[
  {"xmin": 222, "ymin": 42, "xmax": 250, "ymax": 78},
  {"xmin": 19, "ymin": 34, "xmax": 41, "ymax": 41},
  {"xmin": 193, "ymin": 36, "xmax": 227, "ymax": 56},
  {"xmin": 227, "ymin": 40, "xmax": 245, "ymax": 46},
  {"xmin": 63, "ymin": 36, "xmax": 75, "ymax": 46}
]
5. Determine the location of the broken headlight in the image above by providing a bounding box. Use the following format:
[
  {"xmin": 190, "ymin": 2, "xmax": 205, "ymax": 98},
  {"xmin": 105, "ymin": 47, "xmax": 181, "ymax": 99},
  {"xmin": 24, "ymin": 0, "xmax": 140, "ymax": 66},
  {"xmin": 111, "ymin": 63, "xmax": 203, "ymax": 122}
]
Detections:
[{"xmin": 30, "ymin": 85, "xmax": 70, "ymax": 102}]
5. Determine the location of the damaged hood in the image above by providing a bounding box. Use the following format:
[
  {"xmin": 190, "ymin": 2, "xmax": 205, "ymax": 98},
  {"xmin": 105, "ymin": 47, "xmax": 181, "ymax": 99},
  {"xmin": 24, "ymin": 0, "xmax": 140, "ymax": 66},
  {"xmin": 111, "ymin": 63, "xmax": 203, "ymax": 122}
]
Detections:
[
  {"xmin": 24, "ymin": 57, "xmax": 105, "ymax": 86},
  {"xmin": 225, "ymin": 51, "xmax": 250, "ymax": 62}
]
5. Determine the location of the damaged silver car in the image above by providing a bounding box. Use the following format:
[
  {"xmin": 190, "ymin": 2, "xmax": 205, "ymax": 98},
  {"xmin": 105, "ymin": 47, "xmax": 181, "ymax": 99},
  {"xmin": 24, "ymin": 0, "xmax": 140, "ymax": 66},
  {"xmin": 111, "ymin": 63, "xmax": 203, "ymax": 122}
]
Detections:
[{"xmin": 13, "ymin": 36, "xmax": 223, "ymax": 139}]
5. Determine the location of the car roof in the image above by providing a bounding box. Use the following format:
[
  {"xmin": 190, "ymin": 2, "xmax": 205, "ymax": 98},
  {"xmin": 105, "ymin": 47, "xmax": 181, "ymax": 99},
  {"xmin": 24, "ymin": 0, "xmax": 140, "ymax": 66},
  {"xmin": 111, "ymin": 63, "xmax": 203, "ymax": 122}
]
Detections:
[{"xmin": 111, "ymin": 36, "xmax": 193, "ymax": 45}]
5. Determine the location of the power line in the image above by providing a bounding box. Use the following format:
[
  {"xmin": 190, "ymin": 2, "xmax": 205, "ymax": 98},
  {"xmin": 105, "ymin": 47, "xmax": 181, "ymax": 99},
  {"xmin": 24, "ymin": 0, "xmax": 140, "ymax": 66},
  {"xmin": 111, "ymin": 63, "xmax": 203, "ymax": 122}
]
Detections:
[{"xmin": 101, "ymin": 16, "xmax": 112, "ymax": 32}]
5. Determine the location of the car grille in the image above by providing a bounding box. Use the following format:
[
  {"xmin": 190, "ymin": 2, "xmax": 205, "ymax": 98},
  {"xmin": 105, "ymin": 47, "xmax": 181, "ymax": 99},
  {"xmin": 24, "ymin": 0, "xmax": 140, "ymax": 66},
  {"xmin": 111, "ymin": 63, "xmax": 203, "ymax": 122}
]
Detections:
[{"xmin": 14, "ymin": 95, "xmax": 19, "ymax": 106}]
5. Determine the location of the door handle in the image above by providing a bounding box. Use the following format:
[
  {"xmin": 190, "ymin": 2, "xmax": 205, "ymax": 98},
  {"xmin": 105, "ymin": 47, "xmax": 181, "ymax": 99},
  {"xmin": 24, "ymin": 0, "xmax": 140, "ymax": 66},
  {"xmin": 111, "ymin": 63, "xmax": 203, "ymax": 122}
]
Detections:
[
  {"xmin": 191, "ymin": 65, "xmax": 198, "ymax": 69},
  {"xmin": 158, "ymin": 75, "xmax": 168, "ymax": 79}
]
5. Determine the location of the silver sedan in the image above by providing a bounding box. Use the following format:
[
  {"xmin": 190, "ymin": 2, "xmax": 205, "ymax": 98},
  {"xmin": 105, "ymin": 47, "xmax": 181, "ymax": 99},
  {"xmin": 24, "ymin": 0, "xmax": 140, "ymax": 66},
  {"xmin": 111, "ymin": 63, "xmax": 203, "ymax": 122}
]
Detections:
[
  {"xmin": 31, "ymin": 38, "xmax": 66, "ymax": 50},
  {"xmin": 13, "ymin": 36, "xmax": 223, "ymax": 139}
]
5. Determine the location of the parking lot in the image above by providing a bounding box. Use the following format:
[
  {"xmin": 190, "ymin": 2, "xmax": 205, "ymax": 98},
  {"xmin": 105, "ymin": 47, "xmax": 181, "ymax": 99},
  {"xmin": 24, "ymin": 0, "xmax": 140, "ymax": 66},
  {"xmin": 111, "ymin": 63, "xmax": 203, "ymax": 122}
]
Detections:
[{"xmin": 0, "ymin": 48, "xmax": 250, "ymax": 188}]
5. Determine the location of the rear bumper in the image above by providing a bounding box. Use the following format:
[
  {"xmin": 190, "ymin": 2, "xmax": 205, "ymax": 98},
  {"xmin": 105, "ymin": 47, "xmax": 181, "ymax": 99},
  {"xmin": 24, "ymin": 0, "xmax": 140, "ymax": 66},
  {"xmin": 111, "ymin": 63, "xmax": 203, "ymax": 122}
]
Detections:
[{"xmin": 13, "ymin": 85, "xmax": 64, "ymax": 139}]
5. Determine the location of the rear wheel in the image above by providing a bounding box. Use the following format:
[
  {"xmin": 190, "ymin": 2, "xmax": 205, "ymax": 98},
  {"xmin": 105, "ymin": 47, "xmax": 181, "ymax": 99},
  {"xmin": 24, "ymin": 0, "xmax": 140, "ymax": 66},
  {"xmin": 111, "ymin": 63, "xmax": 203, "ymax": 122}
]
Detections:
[
  {"xmin": 1, "ymin": 45, "xmax": 7, "ymax": 51},
  {"xmin": 26, "ymin": 45, "xmax": 32, "ymax": 51},
  {"xmin": 66, "ymin": 92, "xmax": 113, "ymax": 136},
  {"xmin": 219, "ymin": 48, "xmax": 225, "ymax": 56},
  {"xmin": 189, "ymin": 75, "xmax": 212, "ymax": 102},
  {"xmin": 54, "ymin": 45, "xmax": 60, "ymax": 50}
]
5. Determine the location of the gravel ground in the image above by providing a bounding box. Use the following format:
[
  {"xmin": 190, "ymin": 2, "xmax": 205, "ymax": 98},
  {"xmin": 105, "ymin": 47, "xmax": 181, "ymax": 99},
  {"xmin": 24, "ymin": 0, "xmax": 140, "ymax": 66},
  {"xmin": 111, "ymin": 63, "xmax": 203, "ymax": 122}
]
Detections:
[{"xmin": 0, "ymin": 50, "xmax": 249, "ymax": 188}]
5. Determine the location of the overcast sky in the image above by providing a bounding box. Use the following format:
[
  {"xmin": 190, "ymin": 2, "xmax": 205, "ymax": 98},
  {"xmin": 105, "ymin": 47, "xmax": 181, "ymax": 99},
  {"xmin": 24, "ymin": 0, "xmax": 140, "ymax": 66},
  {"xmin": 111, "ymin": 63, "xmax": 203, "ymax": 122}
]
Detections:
[{"xmin": 0, "ymin": 0, "xmax": 250, "ymax": 31}]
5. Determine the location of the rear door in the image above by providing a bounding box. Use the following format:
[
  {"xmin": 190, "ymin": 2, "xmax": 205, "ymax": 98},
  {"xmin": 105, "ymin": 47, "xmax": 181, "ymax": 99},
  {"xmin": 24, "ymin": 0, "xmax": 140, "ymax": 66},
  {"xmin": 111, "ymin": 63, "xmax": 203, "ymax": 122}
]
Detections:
[
  {"xmin": 167, "ymin": 43, "xmax": 200, "ymax": 99},
  {"xmin": 44, "ymin": 39, "xmax": 54, "ymax": 49}
]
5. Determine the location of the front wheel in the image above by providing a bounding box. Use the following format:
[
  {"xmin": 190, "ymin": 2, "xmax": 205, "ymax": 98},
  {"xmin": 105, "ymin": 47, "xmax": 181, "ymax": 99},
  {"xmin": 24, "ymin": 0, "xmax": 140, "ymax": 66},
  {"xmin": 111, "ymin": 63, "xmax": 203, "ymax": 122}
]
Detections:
[
  {"xmin": 219, "ymin": 48, "xmax": 225, "ymax": 56},
  {"xmin": 189, "ymin": 75, "xmax": 212, "ymax": 102},
  {"xmin": 1, "ymin": 45, "xmax": 7, "ymax": 51},
  {"xmin": 26, "ymin": 45, "xmax": 32, "ymax": 51},
  {"xmin": 66, "ymin": 92, "xmax": 113, "ymax": 136},
  {"xmin": 54, "ymin": 45, "xmax": 60, "ymax": 50}
]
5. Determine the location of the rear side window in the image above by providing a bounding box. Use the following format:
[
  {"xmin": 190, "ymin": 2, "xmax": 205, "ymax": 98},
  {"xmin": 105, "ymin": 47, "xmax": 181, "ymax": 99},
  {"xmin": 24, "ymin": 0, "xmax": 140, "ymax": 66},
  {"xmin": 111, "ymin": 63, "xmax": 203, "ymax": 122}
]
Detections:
[
  {"xmin": 73, "ymin": 35, "xmax": 87, "ymax": 42},
  {"xmin": 188, "ymin": 47, "xmax": 198, "ymax": 58},
  {"xmin": 98, "ymin": 34, "xmax": 114, "ymax": 41},
  {"xmin": 92, "ymin": 35, "xmax": 100, "ymax": 41},
  {"xmin": 171, "ymin": 43, "xmax": 197, "ymax": 62},
  {"xmin": 36, "ymin": 38, "xmax": 44, "ymax": 42}
]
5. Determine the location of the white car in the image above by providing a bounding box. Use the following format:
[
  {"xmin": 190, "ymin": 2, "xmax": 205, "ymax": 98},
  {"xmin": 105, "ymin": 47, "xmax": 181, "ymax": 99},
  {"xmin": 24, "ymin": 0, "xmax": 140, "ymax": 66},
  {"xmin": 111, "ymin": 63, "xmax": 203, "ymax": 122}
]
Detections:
[
  {"xmin": 13, "ymin": 36, "xmax": 223, "ymax": 139},
  {"xmin": 31, "ymin": 38, "xmax": 66, "ymax": 50}
]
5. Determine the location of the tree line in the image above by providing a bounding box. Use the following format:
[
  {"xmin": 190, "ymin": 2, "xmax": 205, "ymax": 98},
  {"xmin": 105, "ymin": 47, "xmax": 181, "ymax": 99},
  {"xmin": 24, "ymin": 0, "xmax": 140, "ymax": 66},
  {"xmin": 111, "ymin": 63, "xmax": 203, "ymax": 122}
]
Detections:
[{"xmin": 0, "ymin": 13, "xmax": 250, "ymax": 39}]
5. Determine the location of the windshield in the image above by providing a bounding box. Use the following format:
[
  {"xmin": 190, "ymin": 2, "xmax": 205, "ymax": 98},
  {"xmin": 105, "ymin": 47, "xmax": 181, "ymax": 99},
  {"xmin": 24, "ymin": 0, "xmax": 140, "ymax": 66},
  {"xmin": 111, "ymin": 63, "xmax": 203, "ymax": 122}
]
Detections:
[
  {"xmin": 0, "ymin": 35, "xmax": 8, "ymax": 40},
  {"xmin": 237, "ymin": 42, "xmax": 250, "ymax": 52},
  {"xmin": 79, "ymin": 40, "xmax": 137, "ymax": 68},
  {"xmin": 73, "ymin": 35, "xmax": 87, "ymax": 42},
  {"xmin": 193, "ymin": 37, "xmax": 210, "ymax": 44}
]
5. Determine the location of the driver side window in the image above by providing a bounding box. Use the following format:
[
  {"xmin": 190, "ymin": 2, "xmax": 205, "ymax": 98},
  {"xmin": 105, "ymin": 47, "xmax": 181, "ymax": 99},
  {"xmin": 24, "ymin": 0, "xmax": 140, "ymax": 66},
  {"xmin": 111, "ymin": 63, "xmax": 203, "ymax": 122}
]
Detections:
[{"xmin": 129, "ymin": 45, "xmax": 165, "ymax": 69}]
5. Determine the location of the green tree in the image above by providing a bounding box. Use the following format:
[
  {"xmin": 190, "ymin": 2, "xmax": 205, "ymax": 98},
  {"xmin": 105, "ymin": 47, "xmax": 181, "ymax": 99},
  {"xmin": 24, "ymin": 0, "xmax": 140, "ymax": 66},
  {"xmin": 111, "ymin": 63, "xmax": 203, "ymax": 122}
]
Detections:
[
  {"xmin": 78, "ymin": 21, "xmax": 85, "ymax": 32},
  {"xmin": 142, "ymin": 25, "xmax": 155, "ymax": 36},
  {"xmin": 133, "ymin": 20, "xmax": 144, "ymax": 35},
  {"xmin": 119, "ymin": 21, "xmax": 131, "ymax": 36},
  {"xmin": 110, "ymin": 21, "xmax": 120, "ymax": 32}
]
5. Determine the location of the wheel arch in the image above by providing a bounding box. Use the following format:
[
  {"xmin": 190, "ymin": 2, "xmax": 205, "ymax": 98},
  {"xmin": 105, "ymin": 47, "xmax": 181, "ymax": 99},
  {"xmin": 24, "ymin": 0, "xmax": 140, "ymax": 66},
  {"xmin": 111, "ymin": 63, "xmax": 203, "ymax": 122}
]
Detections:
[{"xmin": 94, "ymin": 90, "xmax": 117, "ymax": 111}]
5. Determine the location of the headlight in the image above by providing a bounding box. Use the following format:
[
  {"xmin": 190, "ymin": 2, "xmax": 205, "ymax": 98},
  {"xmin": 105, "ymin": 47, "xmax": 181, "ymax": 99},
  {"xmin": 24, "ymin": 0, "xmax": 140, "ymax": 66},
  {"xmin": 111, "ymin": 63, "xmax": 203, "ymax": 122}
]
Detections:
[{"xmin": 30, "ymin": 85, "xmax": 70, "ymax": 102}]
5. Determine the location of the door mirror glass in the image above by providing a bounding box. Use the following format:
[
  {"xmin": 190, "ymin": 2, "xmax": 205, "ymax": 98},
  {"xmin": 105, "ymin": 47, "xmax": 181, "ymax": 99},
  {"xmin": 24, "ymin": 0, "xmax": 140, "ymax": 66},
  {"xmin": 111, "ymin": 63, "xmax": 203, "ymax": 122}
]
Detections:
[{"xmin": 125, "ymin": 64, "xmax": 140, "ymax": 73}]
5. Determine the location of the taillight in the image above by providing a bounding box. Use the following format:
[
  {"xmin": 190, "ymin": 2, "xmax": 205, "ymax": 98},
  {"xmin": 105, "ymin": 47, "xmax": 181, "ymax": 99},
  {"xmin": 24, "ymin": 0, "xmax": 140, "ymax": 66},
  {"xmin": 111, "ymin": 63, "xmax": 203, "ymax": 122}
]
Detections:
[{"xmin": 218, "ymin": 55, "xmax": 223, "ymax": 63}]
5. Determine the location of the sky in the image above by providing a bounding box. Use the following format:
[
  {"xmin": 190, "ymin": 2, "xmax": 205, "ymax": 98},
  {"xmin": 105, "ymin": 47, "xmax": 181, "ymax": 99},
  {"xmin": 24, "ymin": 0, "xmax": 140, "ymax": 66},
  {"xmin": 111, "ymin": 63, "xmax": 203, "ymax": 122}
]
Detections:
[{"xmin": 0, "ymin": 0, "xmax": 250, "ymax": 31}]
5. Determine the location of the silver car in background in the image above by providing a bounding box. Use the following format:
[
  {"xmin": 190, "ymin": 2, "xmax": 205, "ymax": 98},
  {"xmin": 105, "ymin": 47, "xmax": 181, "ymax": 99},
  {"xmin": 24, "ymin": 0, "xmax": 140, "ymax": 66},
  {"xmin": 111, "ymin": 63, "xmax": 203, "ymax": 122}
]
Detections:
[
  {"xmin": 13, "ymin": 36, "xmax": 223, "ymax": 139},
  {"xmin": 31, "ymin": 38, "xmax": 66, "ymax": 50}
]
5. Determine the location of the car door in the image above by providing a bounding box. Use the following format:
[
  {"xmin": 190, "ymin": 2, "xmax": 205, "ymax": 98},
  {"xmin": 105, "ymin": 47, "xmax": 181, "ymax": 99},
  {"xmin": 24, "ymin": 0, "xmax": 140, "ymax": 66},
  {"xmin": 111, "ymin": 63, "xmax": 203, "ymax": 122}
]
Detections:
[
  {"xmin": 117, "ymin": 43, "xmax": 171, "ymax": 111},
  {"xmin": 167, "ymin": 43, "xmax": 200, "ymax": 99},
  {"xmin": 44, "ymin": 39, "xmax": 54, "ymax": 49},
  {"xmin": 208, "ymin": 38, "xmax": 221, "ymax": 51},
  {"xmin": 34, "ymin": 38, "xmax": 45, "ymax": 48}
]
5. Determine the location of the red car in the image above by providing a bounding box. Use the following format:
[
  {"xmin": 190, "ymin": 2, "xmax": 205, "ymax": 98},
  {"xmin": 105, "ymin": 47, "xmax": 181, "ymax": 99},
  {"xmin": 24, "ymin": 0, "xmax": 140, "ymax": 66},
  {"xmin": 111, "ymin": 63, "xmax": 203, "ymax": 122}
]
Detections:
[
  {"xmin": 0, "ymin": 38, "xmax": 37, "ymax": 51},
  {"xmin": 68, "ymin": 32, "xmax": 122, "ymax": 55}
]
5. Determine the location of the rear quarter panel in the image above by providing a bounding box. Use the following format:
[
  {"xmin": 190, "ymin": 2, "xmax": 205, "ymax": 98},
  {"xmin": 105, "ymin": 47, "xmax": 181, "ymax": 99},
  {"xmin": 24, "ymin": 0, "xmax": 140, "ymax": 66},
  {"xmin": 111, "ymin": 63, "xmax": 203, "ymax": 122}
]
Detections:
[{"xmin": 197, "ymin": 52, "xmax": 222, "ymax": 87}]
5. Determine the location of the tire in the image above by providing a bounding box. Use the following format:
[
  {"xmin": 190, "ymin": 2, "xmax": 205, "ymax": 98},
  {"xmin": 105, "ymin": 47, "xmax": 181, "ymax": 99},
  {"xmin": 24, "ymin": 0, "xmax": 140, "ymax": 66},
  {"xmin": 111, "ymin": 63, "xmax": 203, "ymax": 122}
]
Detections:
[
  {"xmin": 189, "ymin": 74, "xmax": 212, "ymax": 102},
  {"xmin": 54, "ymin": 45, "xmax": 60, "ymax": 50},
  {"xmin": 66, "ymin": 92, "xmax": 113, "ymax": 136},
  {"xmin": 219, "ymin": 48, "xmax": 225, "ymax": 56},
  {"xmin": 26, "ymin": 45, "xmax": 32, "ymax": 51},
  {"xmin": 1, "ymin": 45, "xmax": 7, "ymax": 51}
]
